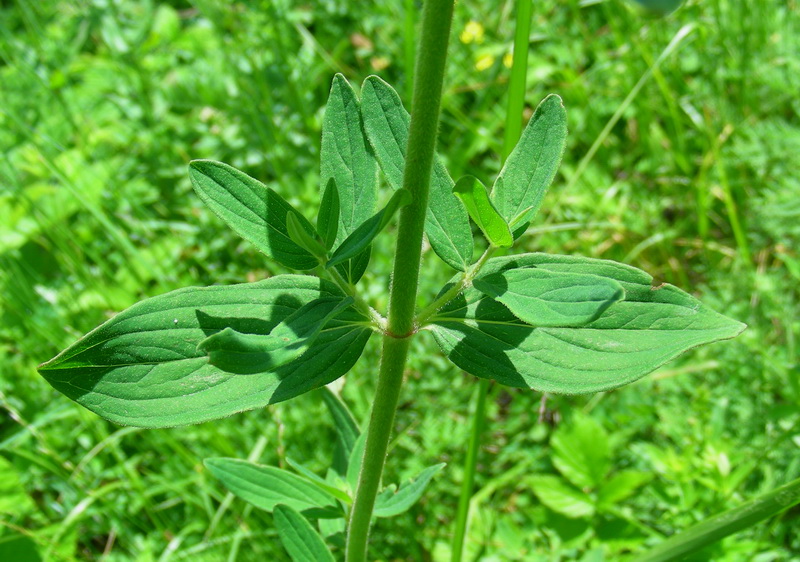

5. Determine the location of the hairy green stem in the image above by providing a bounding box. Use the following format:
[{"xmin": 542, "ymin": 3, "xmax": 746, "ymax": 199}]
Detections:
[{"xmin": 345, "ymin": 1, "xmax": 455, "ymax": 560}]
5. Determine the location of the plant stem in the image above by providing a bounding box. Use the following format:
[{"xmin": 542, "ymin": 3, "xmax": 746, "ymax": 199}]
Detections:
[
  {"xmin": 452, "ymin": 2, "xmax": 532, "ymax": 558},
  {"xmin": 450, "ymin": 377, "xmax": 489, "ymax": 562},
  {"xmin": 345, "ymin": 1, "xmax": 455, "ymax": 560},
  {"xmin": 416, "ymin": 246, "xmax": 494, "ymax": 327},
  {"xmin": 502, "ymin": 0, "xmax": 534, "ymax": 160}
]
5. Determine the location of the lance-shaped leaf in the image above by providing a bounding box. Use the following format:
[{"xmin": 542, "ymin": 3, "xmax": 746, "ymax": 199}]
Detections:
[
  {"xmin": 453, "ymin": 175, "xmax": 513, "ymax": 248},
  {"xmin": 320, "ymin": 388, "xmax": 360, "ymax": 477},
  {"xmin": 285, "ymin": 458, "xmax": 352, "ymax": 504},
  {"xmin": 274, "ymin": 504, "xmax": 336, "ymax": 562},
  {"xmin": 204, "ymin": 458, "xmax": 341, "ymax": 518},
  {"xmin": 189, "ymin": 160, "xmax": 318, "ymax": 270},
  {"xmin": 317, "ymin": 178, "xmax": 340, "ymax": 250},
  {"xmin": 319, "ymin": 74, "xmax": 379, "ymax": 283},
  {"xmin": 491, "ymin": 95, "xmax": 567, "ymax": 236},
  {"xmin": 326, "ymin": 189, "xmax": 411, "ymax": 269},
  {"xmin": 38, "ymin": 275, "xmax": 372, "ymax": 427},
  {"xmin": 373, "ymin": 463, "xmax": 446, "ymax": 518},
  {"xmin": 361, "ymin": 75, "xmax": 473, "ymax": 271},
  {"xmin": 428, "ymin": 254, "xmax": 745, "ymax": 394},
  {"xmin": 198, "ymin": 296, "xmax": 354, "ymax": 374},
  {"xmin": 286, "ymin": 212, "xmax": 328, "ymax": 260},
  {"xmin": 473, "ymin": 268, "xmax": 624, "ymax": 327}
]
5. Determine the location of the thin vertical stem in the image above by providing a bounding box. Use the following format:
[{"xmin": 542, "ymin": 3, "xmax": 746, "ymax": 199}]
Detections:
[
  {"xmin": 502, "ymin": 0, "xmax": 533, "ymax": 160},
  {"xmin": 345, "ymin": 1, "xmax": 456, "ymax": 560}
]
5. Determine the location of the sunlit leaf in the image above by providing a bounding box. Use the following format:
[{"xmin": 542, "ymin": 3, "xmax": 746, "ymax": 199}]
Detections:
[{"xmin": 39, "ymin": 276, "xmax": 372, "ymax": 427}]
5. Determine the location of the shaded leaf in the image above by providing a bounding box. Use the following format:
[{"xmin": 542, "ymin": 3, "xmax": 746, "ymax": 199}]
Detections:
[
  {"xmin": 317, "ymin": 178, "xmax": 340, "ymax": 250},
  {"xmin": 205, "ymin": 458, "xmax": 341, "ymax": 518},
  {"xmin": 286, "ymin": 212, "xmax": 327, "ymax": 259},
  {"xmin": 491, "ymin": 95, "xmax": 567, "ymax": 236},
  {"xmin": 428, "ymin": 253, "xmax": 745, "ymax": 394},
  {"xmin": 373, "ymin": 463, "xmax": 445, "ymax": 518},
  {"xmin": 453, "ymin": 175, "xmax": 512, "ymax": 248},
  {"xmin": 320, "ymin": 74, "xmax": 379, "ymax": 283},
  {"xmin": 274, "ymin": 504, "xmax": 336, "ymax": 562},
  {"xmin": 327, "ymin": 189, "xmax": 411, "ymax": 269},
  {"xmin": 189, "ymin": 160, "xmax": 318, "ymax": 270},
  {"xmin": 473, "ymin": 268, "xmax": 624, "ymax": 327},
  {"xmin": 361, "ymin": 75, "xmax": 473, "ymax": 271},
  {"xmin": 39, "ymin": 275, "xmax": 372, "ymax": 427},
  {"xmin": 198, "ymin": 297, "xmax": 354, "ymax": 374}
]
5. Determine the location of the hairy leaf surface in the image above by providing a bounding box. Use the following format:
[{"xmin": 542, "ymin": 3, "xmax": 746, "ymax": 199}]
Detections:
[
  {"xmin": 473, "ymin": 268, "xmax": 623, "ymax": 327},
  {"xmin": 491, "ymin": 95, "xmax": 567, "ymax": 236},
  {"xmin": 361, "ymin": 75, "xmax": 473, "ymax": 271},
  {"xmin": 429, "ymin": 254, "xmax": 745, "ymax": 394},
  {"xmin": 274, "ymin": 504, "xmax": 336, "ymax": 562},
  {"xmin": 327, "ymin": 189, "xmax": 411, "ymax": 269},
  {"xmin": 319, "ymin": 74, "xmax": 378, "ymax": 283},
  {"xmin": 39, "ymin": 275, "xmax": 372, "ymax": 427},
  {"xmin": 189, "ymin": 160, "xmax": 318, "ymax": 270},
  {"xmin": 453, "ymin": 175, "xmax": 512, "ymax": 248},
  {"xmin": 199, "ymin": 296, "xmax": 354, "ymax": 373},
  {"xmin": 205, "ymin": 458, "xmax": 341, "ymax": 518}
]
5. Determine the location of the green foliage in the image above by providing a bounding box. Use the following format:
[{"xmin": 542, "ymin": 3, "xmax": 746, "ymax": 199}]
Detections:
[
  {"xmin": 361, "ymin": 76, "xmax": 474, "ymax": 271},
  {"xmin": 38, "ymin": 276, "xmax": 372, "ymax": 427},
  {"xmin": 273, "ymin": 504, "xmax": 336, "ymax": 562},
  {"xmin": 453, "ymin": 175, "xmax": 513, "ymax": 248},
  {"xmin": 2, "ymin": 0, "xmax": 797, "ymax": 559},
  {"xmin": 429, "ymin": 253, "xmax": 743, "ymax": 394}
]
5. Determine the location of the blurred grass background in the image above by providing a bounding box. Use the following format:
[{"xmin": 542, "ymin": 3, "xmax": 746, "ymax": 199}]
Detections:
[{"xmin": 1, "ymin": 0, "xmax": 798, "ymax": 560}]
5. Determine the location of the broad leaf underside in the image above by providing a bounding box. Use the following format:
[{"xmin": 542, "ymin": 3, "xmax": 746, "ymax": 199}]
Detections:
[
  {"xmin": 39, "ymin": 275, "xmax": 371, "ymax": 428},
  {"xmin": 428, "ymin": 253, "xmax": 745, "ymax": 394}
]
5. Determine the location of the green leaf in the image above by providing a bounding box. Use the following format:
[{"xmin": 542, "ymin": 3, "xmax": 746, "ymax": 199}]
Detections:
[
  {"xmin": 597, "ymin": 470, "xmax": 652, "ymax": 510},
  {"xmin": 0, "ymin": 534, "xmax": 41, "ymax": 562},
  {"xmin": 491, "ymin": 95, "xmax": 567, "ymax": 236},
  {"xmin": 551, "ymin": 413, "xmax": 611, "ymax": 489},
  {"xmin": 273, "ymin": 504, "xmax": 336, "ymax": 562},
  {"xmin": 428, "ymin": 253, "xmax": 745, "ymax": 394},
  {"xmin": 320, "ymin": 388, "xmax": 360, "ymax": 477},
  {"xmin": 326, "ymin": 189, "xmax": 411, "ymax": 269},
  {"xmin": 189, "ymin": 160, "xmax": 318, "ymax": 270},
  {"xmin": 38, "ymin": 275, "xmax": 372, "ymax": 427},
  {"xmin": 453, "ymin": 175, "xmax": 513, "ymax": 248},
  {"xmin": 361, "ymin": 75, "xmax": 473, "ymax": 271},
  {"xmin": 198, "ymin": 296, "xmax": 354, "ymax": 373},
  {"xmin": 373, "ymin": 463, "xmax": 445, "ymax": 518},
  {"xmin": 285, "ymin": 457, "xmax": 352, "ymax": 504},
  {"xmin": 346, "ymin": 431, "xmax": 368, "ymax": 495},
  {"xmin": 0, "ymin": 456, "xmax": 35, "ymax": 516},
  {"xmin": 633, "ymin": 476, "xmax": 800, "ymax": 562},
  {"xmin": 473, "ymin": 268, "xmax": 624, "ymax": 327},
  {"xmin": 631, "ymin": 0, "xmax": 684, "ymax": 17},
  {"xmin": 320, "ymin": 74, "xmax": 379, "ymax": 284},
  {"xmin": 286, "ymin": 212, "xmax": 328, "ymax": 260},
  {"xmin": 317, "ymin": 178, "xmax": 340, "ymax": 250},
  {"xmin": 204, "ymin": 458, "xmax": 341, "ymax": 518},
  {"xmin": 528, "ymin": 475, "xmax": 595, "ymax": 519}
]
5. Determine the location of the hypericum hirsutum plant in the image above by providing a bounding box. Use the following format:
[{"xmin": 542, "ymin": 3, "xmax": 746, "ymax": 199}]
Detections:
[{"xmin": 39, "ymin": 1, "xmax": 748, "ymax": 560}]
